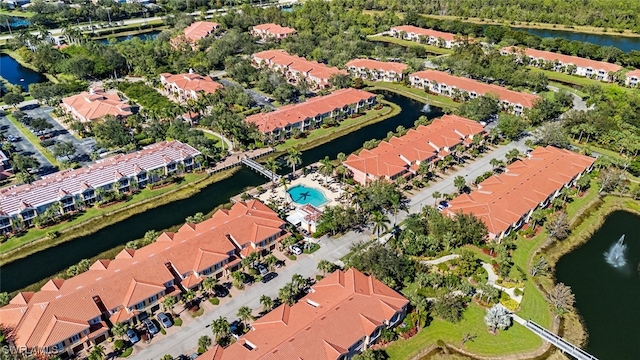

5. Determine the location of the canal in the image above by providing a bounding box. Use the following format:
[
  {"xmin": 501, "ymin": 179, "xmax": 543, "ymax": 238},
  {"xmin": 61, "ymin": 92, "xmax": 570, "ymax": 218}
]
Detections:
[
  {"xmin": 0, "ymin": 53, "xmax": 47, "ymax": 91},
  {"xmin": 555, "ymin": 210, "xmax": 640, "ymax": 359},
  {"xmin": 96, "ymin": 30, "xmax": 161, "ymax": 44},
  {"xmin": 0, "ymin": 91, "xmax": 439, "ymax": 293},
  {"xmin": 512, "ymin": 27, "xmax": 640, "ymax": 53}
]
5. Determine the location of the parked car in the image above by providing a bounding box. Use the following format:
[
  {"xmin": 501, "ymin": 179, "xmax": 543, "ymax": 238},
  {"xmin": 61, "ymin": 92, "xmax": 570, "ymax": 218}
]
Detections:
[
  {"xmin": 289, "ymin": 244, "xmax": 303, "ymax": 255},
  {"xmin": 257, "ymin": 263, "xmax": 268, "ymax": 276},
  {"xmin": 261, "ymin": 272, "xmax": 278, "ymax": 283},
  {"xmin": 229, "ymin": 320, "xmax": 244, "ymax": 339},
  {"xmin": 7, "ymin": 135, "xmax": 18, "ymax": 142},
  {"xmin": 214, "ymin": 285, "xmax": 229, "ymax": 298},
  {"xmin": 126, "ymin": 329, "xmax": 140, "ymax": 344},
  {"xmin": 157, "ymin": 312, "xmax": 173, "ymax": 329},
  {"xmin": 143, "ymin": 319, "xmax": 159, "ymax": 335}
]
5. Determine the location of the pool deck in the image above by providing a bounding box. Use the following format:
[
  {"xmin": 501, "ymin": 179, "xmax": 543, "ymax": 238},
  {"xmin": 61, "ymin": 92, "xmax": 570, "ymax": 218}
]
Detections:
[{"xmin": 256, "ymin": 174, "xmax": 344, "ymax": 211}]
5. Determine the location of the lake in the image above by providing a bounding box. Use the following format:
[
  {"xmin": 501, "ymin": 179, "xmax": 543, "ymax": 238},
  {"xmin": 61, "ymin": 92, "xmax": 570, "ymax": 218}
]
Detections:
[
  {"xmin": 0, "ymin": 91, "xmax": 440, "ymax": 293},
  {"xmin": 0, "ymin": 53, "xmax": 46, "ymax": 90},
  {"xmin": 97, "ymin": 30, "xmax": 161, "ymax": 44},
  {"xmin": 555, "ymin": 210, "xmax": 640, "ymax": 359},
  {"xmin": 513, "ymin": 27, "xmax": 640, "ymax": 53}
]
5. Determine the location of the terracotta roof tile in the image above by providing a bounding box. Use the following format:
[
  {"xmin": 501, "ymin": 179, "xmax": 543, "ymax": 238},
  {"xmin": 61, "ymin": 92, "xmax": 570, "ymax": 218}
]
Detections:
[
  {"xmin": 252, "ymin": 50, "xmax": 347, "ymax": 86},
  {"xmin": 252, "ymin": 23, "xmax": 296, "ymax": 36},
  {"xmin": 391, "ymin": 25, "xmax": 458, "ymax": 42},
  {"xmin": 502, "ymin": 46, "xmax": 623, "ymax": 73},
  {"xmin": 161, "ymin": 73, "xmax": 224, "ymax": 95},
  {"xmin": 61, "ymin": 88, "xmax": 132, "ymax": 122},
  {"xmin": 345, "ymin": 59, "xmax": 407, "ymax": 73},
  {"xmin": 182, "ymin": 21, "xmax": 219, "ymax": 42}
]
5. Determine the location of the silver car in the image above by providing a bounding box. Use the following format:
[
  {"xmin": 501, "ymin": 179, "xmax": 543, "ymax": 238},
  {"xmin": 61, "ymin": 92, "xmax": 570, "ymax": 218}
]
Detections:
[{"xmin": 157, "ymin": 312, "xmax": 173, "ymax": 329}]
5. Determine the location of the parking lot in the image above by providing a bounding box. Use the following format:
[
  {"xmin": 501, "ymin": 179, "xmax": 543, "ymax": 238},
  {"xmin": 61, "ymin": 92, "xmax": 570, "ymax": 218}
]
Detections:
[
  {"xmin": 0, "ymin": 113, "xmax": 57, "ymax": 176},
  {"xmin": 21, "ymin": 106, "xmax": 96, "ymax": 164}
]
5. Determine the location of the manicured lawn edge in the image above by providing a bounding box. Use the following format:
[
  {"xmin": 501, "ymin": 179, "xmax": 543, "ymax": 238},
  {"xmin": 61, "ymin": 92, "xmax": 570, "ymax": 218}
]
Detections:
[
  {"xmin": 0, "ymin": 168, "xmax": 240, "ymax": 266},
  {"xmin": 5, "ymin": 113, "xmax": 60, "ymax": 167},
  {"xmin": 367, "ymin": 35, "xmax": 454, "ymax": 55}
]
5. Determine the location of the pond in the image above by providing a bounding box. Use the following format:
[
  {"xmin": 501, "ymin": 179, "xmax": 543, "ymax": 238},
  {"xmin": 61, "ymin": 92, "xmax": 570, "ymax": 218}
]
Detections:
[
  {"xmin": 0, "ymin": 53, "xmax": 46, "ymax": 90},
  {"xmin": 0, "ymin": 91, "xmax": 441, "ymax": 293},
  {"xmin": 287, "ymin": 184, "xmax": 329, "ymax": 207},
  {"xmin": 512, "ymin": 27, "xmax": 640, "ymax": 53},
  {"xmin": 555, "ymin": 210, "xmax": 640, "ymax": 359},
  {"xmin": 97, "ymin": 30, "xmax": 161, "ymax": 44}
]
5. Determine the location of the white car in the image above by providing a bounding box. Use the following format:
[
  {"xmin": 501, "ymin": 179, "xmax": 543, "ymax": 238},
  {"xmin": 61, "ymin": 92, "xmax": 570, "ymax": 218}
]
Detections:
[{"xmin": 289, "ymin": 244, "xmax": 303, "ymax": 255}]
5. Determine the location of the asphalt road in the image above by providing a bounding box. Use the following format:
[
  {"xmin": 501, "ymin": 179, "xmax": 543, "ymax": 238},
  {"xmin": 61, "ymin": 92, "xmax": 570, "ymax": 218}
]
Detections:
[
  {"xmin": 0, "ymin": 112, "xmax": 56, "ymax": 175},
  {"xmin": 217, "ymin": 78, "xmax": 276, "ymax": 109}
]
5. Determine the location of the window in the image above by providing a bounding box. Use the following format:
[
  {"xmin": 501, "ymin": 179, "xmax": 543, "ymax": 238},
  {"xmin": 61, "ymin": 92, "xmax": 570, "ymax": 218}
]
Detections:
[
  {"xmin": 390, "ymin": 311, "xmax": 401, "ymax": 324},
  {"xmin": 135, "ymin": 302, "xmax": 144, "ymax": 310},
  {"xmin": 70, "ymin": 333, "xmax": 81, "ymax": 343}
]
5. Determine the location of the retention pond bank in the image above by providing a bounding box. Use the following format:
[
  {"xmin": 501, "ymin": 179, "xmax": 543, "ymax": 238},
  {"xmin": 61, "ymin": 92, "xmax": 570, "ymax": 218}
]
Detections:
[
  {"xmin": 0, "ymin": 91, "xmax": 440, "ymax": 293},
  {"xmin": 555, "ymin": 210, "xmax": 640, "ymax": 359}
]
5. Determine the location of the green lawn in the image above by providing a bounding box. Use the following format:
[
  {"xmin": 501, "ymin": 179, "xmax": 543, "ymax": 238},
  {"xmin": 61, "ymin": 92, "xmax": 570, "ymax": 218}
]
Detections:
[
  {"xmin": 0, "ymin": 9, "xmax": 35, "ymax": 18},
  {"xmin": 0, "ymin": 172, "xmax": 209, "ymax": 256},
  {"xmin": 275, "ymin": 102, "xmax": 400, "ymax": 152},
  {"xmin": 5, "ymin": 113, "xmax": 60, "ymax": 167},
  {"xmin": 366, "ymin": 81, "xmax": 461, "ymax": 109},
  {"xmin": 548, "ymin": 81, "xmax": 587, "ymax": 98},
  {"xmin": 368, "ymin": 35, "xmax": 453, "ymax": 56},
  {"xmin": 530, "ymin": 68, "xmax": 637, "ymax": 96},
  {"xmin": 385, "ymin": 303, "xmax": 542, "ymax": 359}
]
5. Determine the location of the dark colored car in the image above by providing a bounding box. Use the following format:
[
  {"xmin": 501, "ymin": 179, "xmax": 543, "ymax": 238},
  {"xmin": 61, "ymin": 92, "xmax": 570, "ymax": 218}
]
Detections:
[
  {"xmin": 261, "ymin": 272, "xmax": 278, "ymax": 283},
  {"xmin": 143, "ymin": 319, "xmax": 159, "ymax": 335},
  {"xmin": 126, "ymin": 329, "xmax": 140, "ymax": 344}
]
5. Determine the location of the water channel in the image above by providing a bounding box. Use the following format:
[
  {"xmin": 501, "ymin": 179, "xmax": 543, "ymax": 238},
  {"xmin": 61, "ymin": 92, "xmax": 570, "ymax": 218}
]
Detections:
[
  {"xmin": 555, "ymin": 210, "xmax": 640, "ymax": 359},
  {"xmin": 0, "ymin": 91, "xmax": 439, "ymax": 293},
  {"xmin": 0, "ymin": 53, "xmax": 47, "ymax": 90},
  {"xmin": 96, "ymin": 30, "xmax": 161, "ymax": 44},
  {"xmin": 512, "ymin": 27, "xmax": 640, "ymax": 53}
]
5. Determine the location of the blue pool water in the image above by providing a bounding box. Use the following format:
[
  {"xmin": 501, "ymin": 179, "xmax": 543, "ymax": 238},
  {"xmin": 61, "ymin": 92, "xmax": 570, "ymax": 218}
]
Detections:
[{"xmin": 287, "ymin": 185, "xmax": 328, "ymax": 207}]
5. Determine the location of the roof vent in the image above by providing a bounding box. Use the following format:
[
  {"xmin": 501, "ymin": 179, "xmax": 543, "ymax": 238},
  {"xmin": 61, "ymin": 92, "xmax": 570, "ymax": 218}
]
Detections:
[{"xmin": 76, "ymin": 286, "xmax": 83, "ymax": 290}]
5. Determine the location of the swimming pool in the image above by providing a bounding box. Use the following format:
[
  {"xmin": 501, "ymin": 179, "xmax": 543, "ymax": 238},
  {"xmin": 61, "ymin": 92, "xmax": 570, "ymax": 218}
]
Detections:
[{"xmin": 287, "ymin": 185, "xmax": 329, "ymax": 208}]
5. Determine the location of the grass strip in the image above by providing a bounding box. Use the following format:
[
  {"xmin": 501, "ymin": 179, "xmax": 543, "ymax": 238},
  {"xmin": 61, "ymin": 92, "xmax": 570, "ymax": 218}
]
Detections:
[
  {"xmin": 366, "ymin": 81, "xmax": 461, "ymax": 108},
  {"xmin": 5, "ymin": 113, "xmax": 60, "ymax": 167},
  {"xmin": 368, "ymin": 35, "xmax": 453, "ymax": 55}
]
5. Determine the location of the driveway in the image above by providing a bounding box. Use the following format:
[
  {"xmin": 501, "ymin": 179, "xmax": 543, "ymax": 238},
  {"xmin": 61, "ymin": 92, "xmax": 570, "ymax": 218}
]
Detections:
[
  {"xmin": 129, "ymin": 234, "xmax": 365, "ymax": 360},
  {"xmin": 0, "ymin": 113, "xmax": 56, "ymax": 175},
  {"xmin": 217, "ymin": 79, "xmax": 276, "ymax": 109},
  {"xmin": 22, "ymin": 106, "xmax": 96, "ymax": 165}
]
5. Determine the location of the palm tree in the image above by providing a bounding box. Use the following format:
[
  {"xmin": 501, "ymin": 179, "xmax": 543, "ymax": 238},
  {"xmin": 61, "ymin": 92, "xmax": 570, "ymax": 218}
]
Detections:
[
  {"xmin": 317, "ymin": 259, "xmax": 336, "ymax": 276},
  {"xmin": 505, "ymin": 149, "xmax": 520, "ymax": 164},
  {"xmin": 285, "ymin": 148, "xmax": 302, "ymax": 176},
  {"xmin": 489, "ymin": 158, "xmax": 503, "ymax": 171},
  {"xmin": 0, "ymin": 292, "xmax": 11, "ymax": 307},
  {"xmin": 264, "ymin": 158, "xmax": 280, "ymax": 185},
  {"xmin": 291, "ymin": 273, "xmax": 306, "ymax": 293},
  {"xmin": 201, "ymin": 277, "xmax": 218, "ymax": 297},
  {"xmin": 260, "ymin": 295, "xmax": 274, "ymax": 312},
  {"xmin": 231, "ymin": 271, "xmax": 245, "ymax": 289},
  {"xmin": 162, "ymin": 295, "xmax": 177, "ymax": 314},
  {"xmin": 211, "ymin": 316, "xmax": 230, "ymax": 342},
  {"xmin": 182, "ymin": 289, "xmax": 196, "ymax": 309},
  {"xmin": 198, "ymin": 335, "xmax": 212, "ymax": 352},
  {"xmin": 530, "ymin": 208, "xmax": 547, "ymax": 230},
  {"xmin": 371, "ymin": 210, "xmax": 390, "ymax": 240},
  {"xmin": 432, "ymin": 191, "xmax": 442, "ymax": 206},
  {"xmin": 87, "ymin": 345, "xmax": 105, "ymax": 360},
  {"xmin": 336, "ymin": 152, "xmax": 347, "ymax": 163},
  {"xmin": 111, "ymin": 322, "xmax": 128, "ymax": 340},
  {"xmin": 318, "ymin": 156, "xmax": 334, "ymax": 182},
  {"xmin": 237, "ymin": 306, "xmax": 254, "ymax": 328},
  {"xmin": 278, "ymin": 283, "xmax": 296, "ymax": 306},
  {"xmin": 454, "ymin": 175, "xmax": 467, "ymax": 193},
  {"xmin": 279, "ymin": 176, "xmax": 289, "ymax": 190}
]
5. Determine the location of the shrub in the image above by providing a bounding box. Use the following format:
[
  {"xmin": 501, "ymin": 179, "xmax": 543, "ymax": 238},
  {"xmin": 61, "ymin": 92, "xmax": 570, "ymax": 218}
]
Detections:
[
  {"xmin": 288, "ymin": 255, "xmax": 297, "ymax": 261},
  {"xmin": 190, "ymin": 308, "xmax": 204, "ymax": 317},
  {"xmin": 113, "ymin": 339, "xmax": 126, "ymax": 352},
  {"xmin": 500, "ymin": 297, "xmax": 520, "ymax": 311},
  {"xmin": 120, "ymin": 347, "xmax": 133, "ymax": 357},
  {"xmin": 316, "ymin": 274, "xmax": 324, "ymax": 281},
  {"xmin": 514, "ymin": 288, "xmax": 524, "ymax": 296},
  {"xmin": 173, "ymin": 317, "xmax": 183, "ymax": 326},
  {"xmin": 209, "ymin": 297, "xmax": 220, "ymax": 305}
]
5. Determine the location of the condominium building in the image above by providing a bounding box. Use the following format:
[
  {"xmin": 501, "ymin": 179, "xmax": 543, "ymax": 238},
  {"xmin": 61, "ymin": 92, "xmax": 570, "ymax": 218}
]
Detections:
[
  {"xmin": 0, "ymin": 141, "xmax": 200, "ymax": 233},
  {"xmin": 160, "ymin": 71, "xmax": 224, "ymax": 102},
  {"xmin": 0, "ymin": 200, "xmax": 287, "ymax": 358},
  {"xmin": 251, "ymin": 50, "xmax": 348, "ymax": 89},
  {"xmin": 343, "ymin": 115, "xmax": 485, "ymax": 184},
  {"xmin": 409, "ymin": 70, "xmax": 539, "ymax": 115},
  {"xmin": 345, "ymin": 59, "xmax": 408, "ymax": 82},
  {"xmin": 172, "ymin": 21, "xmax": 219, "ymax": 48},
  {"xmin": 245, "ymin": 88, "xmax": 376, "ymax": 138},
  {"xmin": 625, "ymin": 69, "xmax": 640, "ymax": 87},
  {"xmin": 251, "ymin": 23, "xmax": 296, "ymax": 40},
  {"xmin": 500, "ymin": 46, "xmax": 623, "ymax": 82},
  {"xmin": 446, "ymin": 146, "xmax": 595, "ymax": 240},
  {"xmin": 61, "ymin": 88, "xmax": 133, "ymax": 123},
  {"xmin": 198, "ymin": 268, "xmax": 409, "ymax": 360},
  {"xmin": 389, "ymin": 25, "xmax": 463, "ymax": 48}
]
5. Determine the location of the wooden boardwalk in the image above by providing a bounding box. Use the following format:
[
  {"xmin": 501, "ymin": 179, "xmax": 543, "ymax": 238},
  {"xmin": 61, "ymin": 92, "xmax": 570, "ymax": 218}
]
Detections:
[{"xmin": 207, "ymin": 148, "xmax": 275, "ymax": 175}]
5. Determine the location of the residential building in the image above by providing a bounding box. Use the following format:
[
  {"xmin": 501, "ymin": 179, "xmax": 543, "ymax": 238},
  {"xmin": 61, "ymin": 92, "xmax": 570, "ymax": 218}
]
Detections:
[
  {"xmin": 389, "ymin": 25, "xmax": 463, "ymax": 48},
  {"xmin": 625, "ymin": 69, "xmax": 640, "ymax": 87},
  {"xmin": 446, "ymin": 146, "xmax": 595, "ymax": 240},
  {"xmin": 0, "ymin": 200, "xmax": 287, "ymax": 358},
  {"xmin": 172, "ymin": 21, "xmax": 219, "ymax": 48},
  {"xmin": 61, "ymin": 88, "xmax": 133, "ymax": 123},
  {"xmin": 252, "ymin": 50, "xmax": 348, "ymax": 89},
  {"xmin": 198, "ymin": 268, "xmax": 409, "ymax": 360},
  {"xmin": 251, "ymin": 23, "xmax": 296, "ymax": 40},
  {"xmin": 286, "ymin": 204, "xmax": 323, "ymax": 233},
  {"xmin": 0, "ymin": 141, "xmax": 200, "ymax": 232},
  {"xmin": 344, "ymin": 115, "xmax": 485, "ymax": 184},
  {"xmin": 245, "ymin": 88, "xmax": 376, "ymax": 138},
  {"xmin": 409, "ymin": 70, "xmax": 539, "ymax": 115},
  {"xmin": 500, "ymin": 46, "xmax": 623, "ymax": 82},
  {"xmin": 345, "ymin": 59, "xmax": 408, "ymax": 82},
  {"xmin": 160, "ymin": 70, "xmax": 224, "ymax": 102},
  {"xmin": 0, "ymin": 150, "xmax": 11, "ymax": 181},
  {"xmin": 3, "ymin": 0, "xmax": 30, "ymax": 9}
]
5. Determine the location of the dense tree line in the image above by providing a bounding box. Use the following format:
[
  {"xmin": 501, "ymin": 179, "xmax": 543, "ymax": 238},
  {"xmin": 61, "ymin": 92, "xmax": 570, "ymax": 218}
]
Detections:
[{"xmin": 345, "ymin": 0, "xmax": 640, "ymax": 32}]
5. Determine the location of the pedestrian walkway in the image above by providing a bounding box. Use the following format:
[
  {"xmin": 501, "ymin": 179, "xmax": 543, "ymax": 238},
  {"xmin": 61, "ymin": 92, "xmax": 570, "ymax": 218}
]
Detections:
[{"xmin": 207, "ymin": 148, "xmax": 274, "ymax": 175}]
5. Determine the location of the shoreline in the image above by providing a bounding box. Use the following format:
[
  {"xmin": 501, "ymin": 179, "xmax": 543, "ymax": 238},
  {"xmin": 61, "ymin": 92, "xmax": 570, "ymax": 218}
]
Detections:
[{"xmin": 1, "ymin": 50, "xmax": 58, "ymax": 84}]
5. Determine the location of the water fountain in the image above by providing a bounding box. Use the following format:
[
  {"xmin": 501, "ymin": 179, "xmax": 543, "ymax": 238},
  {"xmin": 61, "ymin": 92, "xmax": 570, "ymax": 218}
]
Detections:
[
  {"xmin": 421, "ymin": 104, "xmax": 431, "ymax": 113},
  {"xmin": 604, "ymin": 234, "xmax": 627, "ymax": 267}
]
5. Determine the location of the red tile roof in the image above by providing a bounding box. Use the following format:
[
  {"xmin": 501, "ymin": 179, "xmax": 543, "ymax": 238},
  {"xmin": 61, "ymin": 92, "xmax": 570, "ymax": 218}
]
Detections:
[
  {"xmin": 182, "ymin": 21, "xmax": 219, "ymax": 42},
  {"xmin": 199, "ymin": 268, "xmax": 408, "ymax": 360},
  {"xmin": 161, "ymin": 73, "xmax": 223, "ymax": 95},
  {"xmin": 252, "ymin": 23, "xmax": 296, "ymax": 36},
  {"xmin": 245, "ymin": 88, "xmax": 376, "ymax": 134},
  {"xmin": 501, "ymin": 46, "xmax": 623, "ymax": 73},
  {"xmin": 345, "ymin": 59, "xmax": 408, "ymax": 74},
  {"xmin": 411, "ymin": 70, "xmax": 539, "ymax": 108},
  {"xmin": 0, "ymin": 141, "xmax": 200, "ymax": 217},
  {"xmin": 391, "ymin": 25, "xmax": 457, "ymax": 42},
  {"xmin": 626, "ymin": 69, "xmax": 640, "ymax": 78},
  {"xmin": 61, "ymin": 88, "xmax": 132, "ymax": 122},
  {"xmin": 252, "ymin": 50, "xmax": 347, "ymax": 85},
  {"xmin": 344, "ymin": 115, "xmax": 484, "ymax": 180},
  {"xmin": 446, "ymin": 146, "xmax": 595, "ymax": 237},
  {"xmin": 0, "ymin": 200, "xmax": 283, "ymax": 350}
]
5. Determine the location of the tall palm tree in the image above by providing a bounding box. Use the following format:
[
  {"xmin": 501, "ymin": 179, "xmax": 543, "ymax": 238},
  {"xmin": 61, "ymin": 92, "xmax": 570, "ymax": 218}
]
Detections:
[
  {"xmin": 285, "ymin": 148, "xmax": 302, "ymax": 176},
  {"xmin": 201, "ymin": 277, "xmax": 218, "ymax": 297},
  {"xmin": 530, "ymin": 208, "xmax": 547, "ymax": 230},
  {"xmin": 371, "ymin": 211, "xmax": 390, "ymax": 240},
  {"xmin": 336, "ymin": 152, "xmax": 347, "ymax": 163},
  {"xmin": 318, "ymin": 156, "xmax": 334, "ymax": 182},
  {"xmin": 264, "ymin": 158, "xmax": 279, "ymax": 185},
  {"xmin": 162, "ymin": 295, "xmax": 177, "ymax": 315},
  {"xmin": 211, "ymin": 316, "xmax": 230, "ymax": 343},
  {"xmin": 260, "ymin": 295, "xmax": 274, "ymax": 312},
  {"xmin": 278, "ymin": 283, "xmax": 295, "ymax": 306},
  {"xmin": 110, "ymin": 322, "xmax": 128, "ymax": 340},
  {"xmin": 198, "ymin": 335, "xmax": 212, "ymax": 351},
  {"xmin": 432, "ymin": 191, "xmax": 442, "ymax": 206},
  {"xmin": 237, "ymin": 306, "xmax": 254, "ymax": 328}
]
